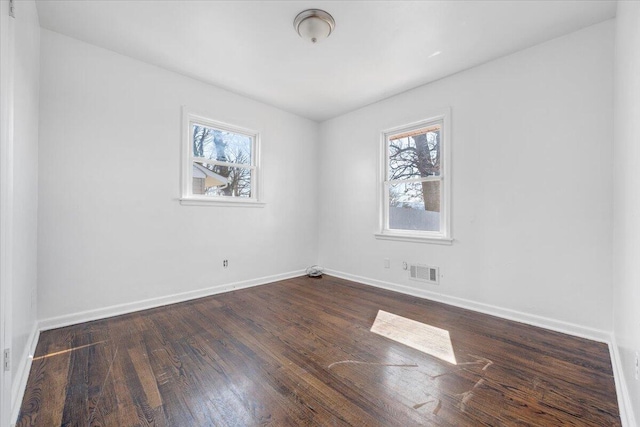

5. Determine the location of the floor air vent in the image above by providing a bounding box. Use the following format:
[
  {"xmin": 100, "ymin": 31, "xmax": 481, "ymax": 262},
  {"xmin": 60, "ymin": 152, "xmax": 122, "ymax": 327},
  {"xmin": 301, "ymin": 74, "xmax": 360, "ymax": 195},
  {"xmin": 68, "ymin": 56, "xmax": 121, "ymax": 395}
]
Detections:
[{"xmin": 409, "ymin": 264, "xmax": 439, "ymax": 284}]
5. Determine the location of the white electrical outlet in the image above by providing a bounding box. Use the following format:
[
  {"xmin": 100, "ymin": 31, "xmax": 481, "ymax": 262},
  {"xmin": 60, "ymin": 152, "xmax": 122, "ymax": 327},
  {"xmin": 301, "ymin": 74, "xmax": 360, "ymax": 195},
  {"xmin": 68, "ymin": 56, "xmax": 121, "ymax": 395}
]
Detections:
[
  {"xmin": 384, "ymin": 258, "xmax": 390, "ymax": 268},
  {"xmin": 3, "ymin": 348, "xmax": 10, "ymax": 372},
  {"xmin": 635, "ymin": 352, "xmax": 639, "ymax": 380}
]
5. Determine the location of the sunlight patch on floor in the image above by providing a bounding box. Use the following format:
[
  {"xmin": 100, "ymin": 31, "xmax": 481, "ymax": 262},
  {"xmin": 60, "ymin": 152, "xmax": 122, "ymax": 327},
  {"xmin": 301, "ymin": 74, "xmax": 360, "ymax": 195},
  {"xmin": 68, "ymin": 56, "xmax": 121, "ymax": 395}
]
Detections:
[
  {"xmin": 370, "ymin": 310, "xmax": 457, "ymax": 364},
  {"xmin": 32, "ymin": 340, "xmax": 108, "ymax": 360}
]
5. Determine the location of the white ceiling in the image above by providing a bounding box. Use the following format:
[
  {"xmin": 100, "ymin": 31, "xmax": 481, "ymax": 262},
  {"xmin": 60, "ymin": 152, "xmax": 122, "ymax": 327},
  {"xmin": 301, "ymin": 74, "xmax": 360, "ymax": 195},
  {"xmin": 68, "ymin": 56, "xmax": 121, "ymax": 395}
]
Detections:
[{"xmin": 35, "ymin": 0, "xmax": 617, "ymax": 122}]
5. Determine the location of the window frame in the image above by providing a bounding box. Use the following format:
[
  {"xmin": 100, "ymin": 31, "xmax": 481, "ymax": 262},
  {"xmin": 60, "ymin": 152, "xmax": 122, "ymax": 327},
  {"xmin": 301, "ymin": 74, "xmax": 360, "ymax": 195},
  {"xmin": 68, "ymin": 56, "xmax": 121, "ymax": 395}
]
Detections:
[
  {"xmin": 376, "ymin": 110, "xmax": 452, "ymax": 244},
  {"xmin": 180, "ymin": 108, "xmax": 264, "ymax": 207}
]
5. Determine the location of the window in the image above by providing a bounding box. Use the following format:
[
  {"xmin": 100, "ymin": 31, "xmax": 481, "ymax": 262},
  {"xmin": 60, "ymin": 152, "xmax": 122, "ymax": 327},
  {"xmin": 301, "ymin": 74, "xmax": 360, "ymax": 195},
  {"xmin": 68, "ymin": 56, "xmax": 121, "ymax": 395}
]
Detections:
[
  {"xmin": 181, "ymin": 109, "xmax": 262, "ymax": 206},
  {"xmin": 377, "ymin": 112, "xmax": 451, "ymax": 244}
]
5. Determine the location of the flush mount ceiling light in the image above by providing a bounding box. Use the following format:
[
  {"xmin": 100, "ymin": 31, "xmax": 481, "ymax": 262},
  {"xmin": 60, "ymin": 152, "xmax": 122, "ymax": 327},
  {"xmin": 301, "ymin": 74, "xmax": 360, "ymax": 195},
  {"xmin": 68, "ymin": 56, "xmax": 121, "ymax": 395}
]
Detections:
[{"xmin": 294, "ymin": 9, "xmax": 335, "ymax": 44}]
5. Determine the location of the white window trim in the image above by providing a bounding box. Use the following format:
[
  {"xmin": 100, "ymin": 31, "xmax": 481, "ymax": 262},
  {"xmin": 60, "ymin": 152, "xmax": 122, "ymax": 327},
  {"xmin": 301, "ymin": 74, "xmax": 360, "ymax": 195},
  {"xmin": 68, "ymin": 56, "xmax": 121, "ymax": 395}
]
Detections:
[
  {"xmin": 180, "ymin": 107, "xmax": 264, "ymax": 207},
  {"xmin": 375, "ymin": 109, "xmax": 452, "ymax": 244}
]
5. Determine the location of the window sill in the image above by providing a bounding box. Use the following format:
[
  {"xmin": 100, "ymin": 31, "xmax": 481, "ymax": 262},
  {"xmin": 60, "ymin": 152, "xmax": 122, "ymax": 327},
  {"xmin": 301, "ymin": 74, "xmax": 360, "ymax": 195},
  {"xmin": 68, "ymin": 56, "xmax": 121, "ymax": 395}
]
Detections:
[
  {"xmin": 180, "ymin": 198, "xmax": 266, "ymax": 208},
  {"xmin": 374, "ymin": 232, "xmax": 453, "ymax": 245}
]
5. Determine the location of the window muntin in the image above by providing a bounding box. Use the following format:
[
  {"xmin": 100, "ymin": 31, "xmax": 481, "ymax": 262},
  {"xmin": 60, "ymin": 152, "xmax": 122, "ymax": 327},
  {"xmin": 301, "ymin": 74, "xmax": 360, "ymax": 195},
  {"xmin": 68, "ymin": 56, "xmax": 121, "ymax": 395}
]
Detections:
[
  {"xmin": 381, "ymin": 116, "xmax": 449, "ymax": 240},
  {"xmin": 182, "ymin": 111, "xmax": 260, "ymax": 203}
]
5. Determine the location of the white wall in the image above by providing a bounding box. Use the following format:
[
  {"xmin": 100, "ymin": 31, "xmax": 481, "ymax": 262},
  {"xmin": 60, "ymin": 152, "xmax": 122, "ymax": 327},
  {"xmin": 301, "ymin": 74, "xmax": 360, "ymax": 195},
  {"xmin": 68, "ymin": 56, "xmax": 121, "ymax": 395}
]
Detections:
[
  {"xmin": 318, "ymin": 21, "xmax": 614, "ymax": 334},
  {"xmin": 613, "ymin": 1, "xmax": 640, "ymax": 425},
  {"xmin": 10, "ymin": 0, "xmax": 40, "ymax": 418},
  {"xmin": 37, "ymin": 29, "xmax": 319, "ymax": 322}
]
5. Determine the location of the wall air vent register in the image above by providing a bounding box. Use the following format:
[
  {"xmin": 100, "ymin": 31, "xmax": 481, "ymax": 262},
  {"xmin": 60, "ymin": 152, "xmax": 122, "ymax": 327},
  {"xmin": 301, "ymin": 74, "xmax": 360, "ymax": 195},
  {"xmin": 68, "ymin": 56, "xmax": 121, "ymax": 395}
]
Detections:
[{"xmin": 409, "ymin": 264, "xmax": 439, "ymax": 284}]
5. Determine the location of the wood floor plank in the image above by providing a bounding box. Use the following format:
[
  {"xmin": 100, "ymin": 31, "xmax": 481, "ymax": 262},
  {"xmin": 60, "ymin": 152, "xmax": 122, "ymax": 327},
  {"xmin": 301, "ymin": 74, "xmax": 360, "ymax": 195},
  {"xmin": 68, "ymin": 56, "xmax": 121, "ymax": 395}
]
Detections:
[
  {"xmin": 17, "ymin": 329, "xmax": 75, "ymax": 427},
  {"xmin": 187, "ymin": 299, "xmax": 369, "ymax": 425},
  {"xmin": 17, "ymin": 276, "xmax": 621, "ymax": 426}
]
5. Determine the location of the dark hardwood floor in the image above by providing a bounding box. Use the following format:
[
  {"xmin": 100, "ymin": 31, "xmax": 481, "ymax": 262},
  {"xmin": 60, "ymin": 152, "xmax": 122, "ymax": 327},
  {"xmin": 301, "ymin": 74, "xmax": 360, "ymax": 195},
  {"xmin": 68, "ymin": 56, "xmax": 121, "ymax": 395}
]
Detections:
[{"xmin": 17, "ymin": 276, "xmax": 620, "ymax": 426}]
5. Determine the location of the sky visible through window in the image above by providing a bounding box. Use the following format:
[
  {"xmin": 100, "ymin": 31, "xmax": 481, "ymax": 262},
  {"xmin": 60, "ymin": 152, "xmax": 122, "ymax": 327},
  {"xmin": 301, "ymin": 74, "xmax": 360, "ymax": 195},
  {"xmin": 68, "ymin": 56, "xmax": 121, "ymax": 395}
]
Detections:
[{"xmin": 192, "ymin": 123, "xmax": 252, "ymax": 164}]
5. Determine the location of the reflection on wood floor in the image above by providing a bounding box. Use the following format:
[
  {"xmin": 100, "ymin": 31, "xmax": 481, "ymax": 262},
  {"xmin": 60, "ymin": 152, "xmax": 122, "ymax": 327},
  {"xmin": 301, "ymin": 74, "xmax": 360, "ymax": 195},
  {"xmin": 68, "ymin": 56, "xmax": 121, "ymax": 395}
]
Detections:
[{"xmin": 17, "ymin": 275, "xmax": 620, "ymax": 426}]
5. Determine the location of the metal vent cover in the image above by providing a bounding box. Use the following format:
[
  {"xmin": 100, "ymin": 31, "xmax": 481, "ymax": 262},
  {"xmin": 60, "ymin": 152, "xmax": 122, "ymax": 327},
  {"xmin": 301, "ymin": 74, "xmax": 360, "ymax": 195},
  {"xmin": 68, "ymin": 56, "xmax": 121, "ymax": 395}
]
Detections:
[{"xmin": 409, "ymin": 264, "xmax": 439, "ymax": 284}]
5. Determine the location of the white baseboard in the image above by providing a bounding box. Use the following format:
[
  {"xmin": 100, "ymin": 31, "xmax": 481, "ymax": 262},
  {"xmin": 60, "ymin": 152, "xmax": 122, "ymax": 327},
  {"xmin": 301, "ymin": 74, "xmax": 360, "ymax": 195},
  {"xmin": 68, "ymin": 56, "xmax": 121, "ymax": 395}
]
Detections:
[
  {"xmin": 10, "ymin": 323, "xmax": 39, "ymax": 425},
  {"xmin": 609, "ymin": 335, "xmax": 637, "ymax": 427},
  {"xmin": 325, "ymin": 269, "xmax": 611, "ymax": 343},
  {"xmin": 39, "ymin": 270, "xmax": 306, "ymax": 332}
]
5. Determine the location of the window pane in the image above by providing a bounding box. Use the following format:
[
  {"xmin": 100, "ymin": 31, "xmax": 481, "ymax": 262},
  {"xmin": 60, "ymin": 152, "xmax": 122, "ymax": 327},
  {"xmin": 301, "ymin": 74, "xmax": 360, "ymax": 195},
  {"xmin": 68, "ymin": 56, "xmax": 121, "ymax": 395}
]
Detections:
[
  {"xmin": 192, "ymin": 162, "xmax": 252, "ymax": 198},
  {"xmin": 388, "ymin": 127, "xmax": 440, "ymax": 180},
  {"xmin": 192, "ymin": 123, "xmax": 252, "ymax": 165},
  {"xmin": 388, "ymin": 181, "xmax": 440, "ymax": 232}
]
